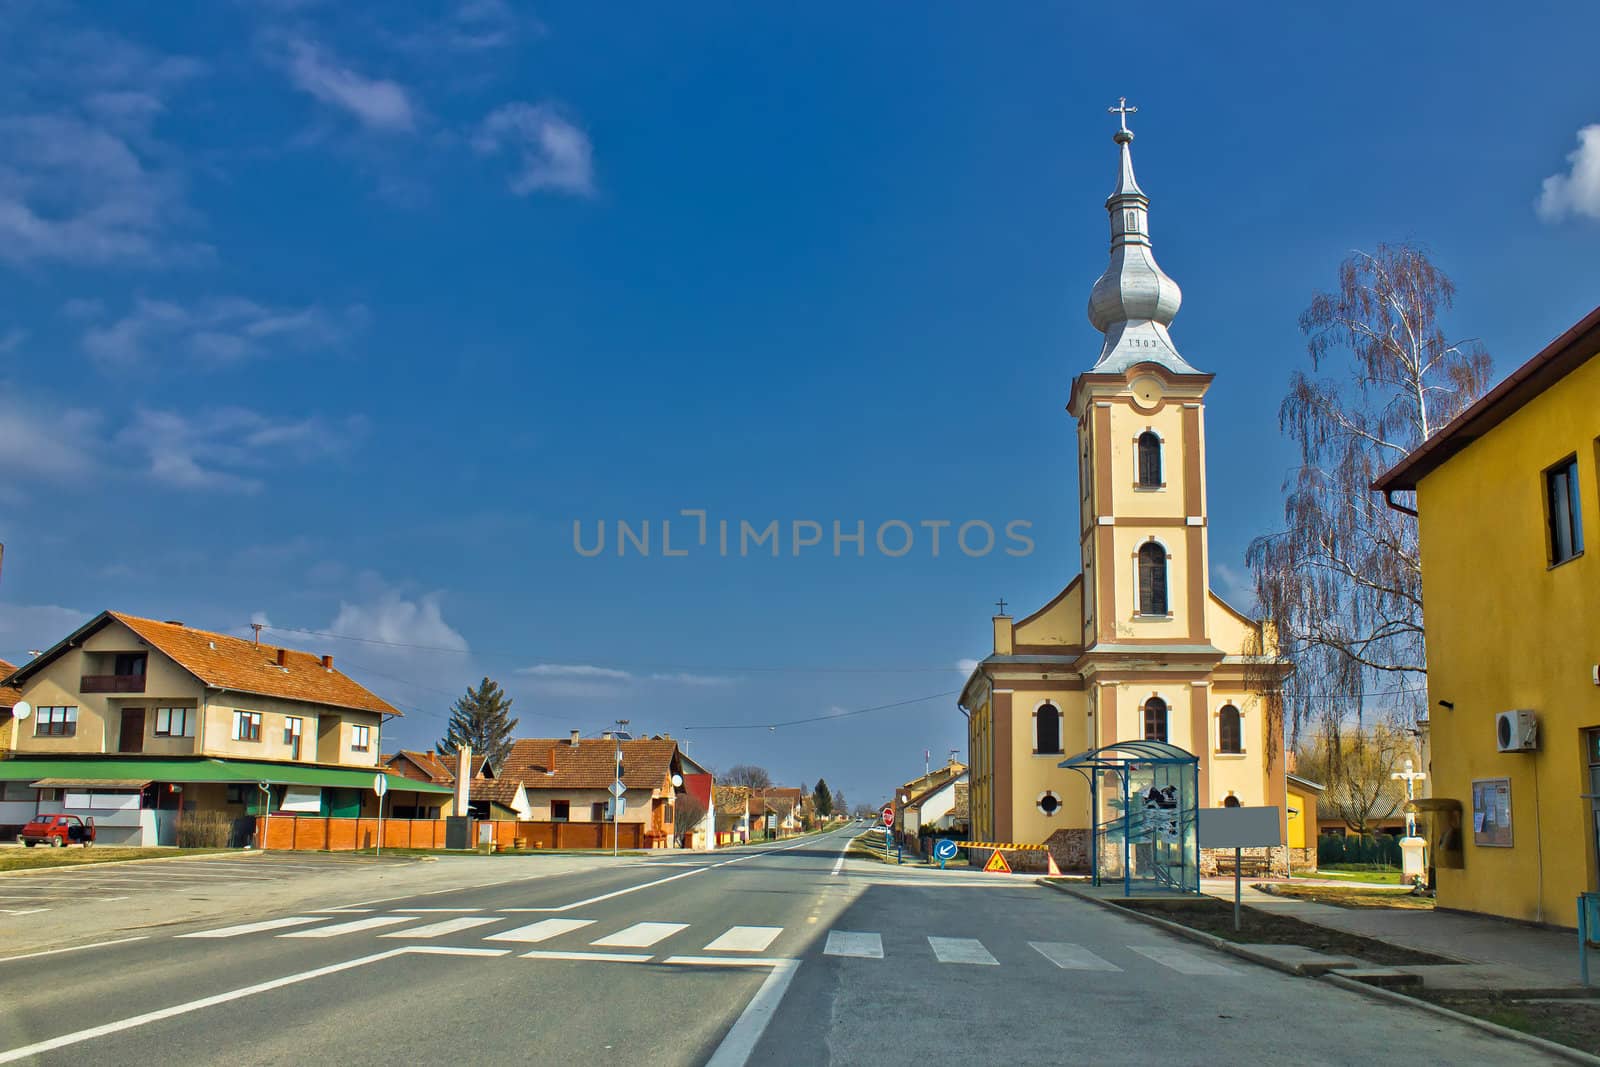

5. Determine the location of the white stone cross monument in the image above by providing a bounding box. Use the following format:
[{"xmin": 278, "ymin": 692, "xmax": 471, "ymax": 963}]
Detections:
[{"xmin": 1391, "ymin": 758, "xmax": 1428, "ymax": 881}]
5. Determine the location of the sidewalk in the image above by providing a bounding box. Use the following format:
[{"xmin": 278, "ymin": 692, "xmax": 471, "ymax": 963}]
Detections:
[{"xmin": 1201, "ymin": 878, "xmax": 1583, "ymax": 990}]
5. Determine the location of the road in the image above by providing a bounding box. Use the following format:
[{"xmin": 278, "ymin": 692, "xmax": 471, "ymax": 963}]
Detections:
[{"xmin": 0, "ymin": 827, "xmax": 1553, "ymax": 1066}]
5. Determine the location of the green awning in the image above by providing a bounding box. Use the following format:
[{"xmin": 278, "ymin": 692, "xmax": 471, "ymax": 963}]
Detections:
[{"xmin": 0, "ymin": 757, "xmax": 453, "ymax": 795}]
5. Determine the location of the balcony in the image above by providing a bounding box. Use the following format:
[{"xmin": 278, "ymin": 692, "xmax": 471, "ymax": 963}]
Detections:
[{"xmin": 81, "ymin": 674, "xmax": 147, "ymax": 694}]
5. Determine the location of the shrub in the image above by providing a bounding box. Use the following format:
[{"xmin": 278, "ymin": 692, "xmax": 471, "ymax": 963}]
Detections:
[{"xmin": 177, "ymin": 810, "xmax": 234, "ymax": 849}]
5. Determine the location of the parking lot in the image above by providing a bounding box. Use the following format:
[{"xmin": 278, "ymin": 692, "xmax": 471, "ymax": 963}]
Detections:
[{"xmin": 0, "ymin": 852, "xmax": 414, "ymax": 916}]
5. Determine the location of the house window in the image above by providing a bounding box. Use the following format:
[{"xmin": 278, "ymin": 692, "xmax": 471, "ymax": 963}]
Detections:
[
  {"xmin": 1137, "ymin": 431, "xmax": 1162, "ymax": 487},
  {"xmin": 1034, "ymin": 703, "xmax": 1063, "ymax": 755},
  {"xmin": 591, "ymin": 802, "xmax": 606, "ymax": 821},
  {"xmin": 1137, "ymin": 542, "xmax": 1168, "ymax": 616},
  {"xmin": 351, "ymin": 725, "xmax": 371, "ymax": 752},
  {"xmin": 154, "ymin": 707, "xmax": 195, "ymax": 737},
  {"xmin": 225, "ymin": 784, "xmax": 252, "ymax": 805},
  {"xmin": 232, "ymin": 711, "xmax": 262, "ymax": 742},
  {"xmin": 1143, "ymin": 697, "xmax": 1168, "ymax": 743},
  {"xmin": 113, "ymin": 653, "xmax": 147, "ymax": 677},
  {"xmin": 551, "ymin": 800, "xmax": 570, "ymax": 822},
  {"xmin": 34, "ymin": 706, "xmax": 77, "ymax": 737},
  {"xmin": 1547, "ymin": 456, "xmax": 1584, "ymax": 565},
  {"xmin": 284, "ymin": 717, "xmax": 303, "ymax": 756},
  {"xmin": 1218, "ymin": 704, "xmax": 1242, "ymax": 754},
  {"xmin": 1037, "ymin": 790, "xmax": 1062, "ymax": 816}
]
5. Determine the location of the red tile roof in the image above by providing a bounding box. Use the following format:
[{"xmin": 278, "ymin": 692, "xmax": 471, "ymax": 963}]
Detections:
[
  {"xmin": 0, "ymin": 658, "xmax": 20, "ymax": 709},
  {"xmin": 501, "ymin": 737, "xmax": 677, "ymax": 792}
]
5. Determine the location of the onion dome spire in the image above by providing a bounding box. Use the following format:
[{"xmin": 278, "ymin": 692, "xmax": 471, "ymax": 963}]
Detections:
[{"xmin": 1086, "ymin": 99, "xmax": 1200, "ymax": 374}]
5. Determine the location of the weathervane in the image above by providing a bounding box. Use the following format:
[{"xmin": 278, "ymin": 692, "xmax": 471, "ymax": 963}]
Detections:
[{"xmin": 1108, "ymin": 96, "xmax": 1137, "ymax": 136}]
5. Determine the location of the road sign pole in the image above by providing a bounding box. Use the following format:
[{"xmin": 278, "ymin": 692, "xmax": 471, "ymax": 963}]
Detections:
[{"xmin": 373, "ymin": 773, "xmax": 389, "ymax": 858}]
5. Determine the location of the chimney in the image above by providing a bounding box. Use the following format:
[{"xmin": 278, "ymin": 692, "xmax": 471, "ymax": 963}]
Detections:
[
  {"xmin": 992, "ymin": 612, "xmax": 1013, "ymax": 656},
  {"xmin": 275, "ymin": 648, "xmax": 288, "ymax": 667},
  {"xmin": 569, "ymin": 729, "xmax": 581, "ymax": 747},
  {"xmin": 600, "ymin": 730, "xmax": 612, "ymax": 740},
  {"xmin": 455, "ymin": 744, "xmax": 472, "ymax": 814},
  {"xmin": 321, "ymin": 654, "xmax": 333, "ymax": 669}
]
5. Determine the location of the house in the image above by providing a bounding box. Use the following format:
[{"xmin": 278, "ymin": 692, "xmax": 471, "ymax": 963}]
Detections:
[
  {"xmin": 382, "ymin": 749, "xmax": 530, "ymax": 820},
  {"xmin": 901, "ymin": 768, "xmax": 970, "ymax": 838},
  {"xmin": 958, "ymin": 115, "xmax": 1290, "ymax": 875},
  {"xmin": 1373, "ymin": 303, "xmax": 1600, "ymax": 928},
  {"xmin": 749, "ymin": 787, "xmax": 804, "ymax": 838},
  {"xmin": 499, "ymin": 732, "xmax": 685, "ymax": 848},
  {"xmin": 1285, "ymin": 773, "xmax": 1323, "ymax": 870},
  {"xmin": 894, "ymin": 759, "xmax": 966, "ymax": 834},
  {"xmin": 0, "ymin": 612, "xmax": 452, "ymax": 845},
  {"xmin": 715, "ymin": 785, "xmax": 752, "ymax": 845},
  {"xmin": 673, "ymin": 745, "xmax": 716, "ymax": 850}
]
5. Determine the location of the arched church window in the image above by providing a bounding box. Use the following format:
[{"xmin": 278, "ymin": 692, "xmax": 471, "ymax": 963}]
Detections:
[
  {"xmin": 1034, "ymin": 703, "xmax": 1062, "ymax": 755},
  {"xmin": 1137, "ymin": 431, "xmax": 1162, "ymax": 487},
  {"xmin": 1223, "ymin": 794, "xmax": 1241, "ymax": 808},
  {"xmin": 1138, "ymin": 542, "xmax": 1168, "ymax": 616},
  {"xmin": 1218, "ymin": 704, "xmax": 1242, "ymax": 754},
  {"xmin": 1143, "ymin": 697, "xmax": 1168, "ymax": 743}
]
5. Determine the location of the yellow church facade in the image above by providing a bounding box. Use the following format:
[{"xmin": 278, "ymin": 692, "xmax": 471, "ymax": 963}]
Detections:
[{"xmin": 960, "ymin": 110, "xmax": 1289, "ymax": 872}]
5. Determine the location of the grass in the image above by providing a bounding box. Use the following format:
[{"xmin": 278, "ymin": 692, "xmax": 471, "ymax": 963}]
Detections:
[
  {"xmin": 1109, "ymin": 896, "xmax": 1447, "ymax": 966},
  {"xmin": 0, "ymin": 846, "xmax": 231, "ymax": 872},
  {"xmin": 1300, "ymin": 867, "xmax": 1404, "ymax": 885},
  {"xmin": 1413, "ymin": 989, "xmax": 1600, "ymax": 1056},
  {"xmin": 1263, "ymin": 883, "xmax": 1433, "ymax": 910}
]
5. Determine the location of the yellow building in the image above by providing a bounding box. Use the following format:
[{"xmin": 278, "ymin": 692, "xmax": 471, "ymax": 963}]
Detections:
[
  {"xmin": 1374, "ymin": 304, "xmax": 1600, "ymax": 928},
  {"xmin": 959, "ymin": 113, "xmax": 1290, "ymax": 872}
]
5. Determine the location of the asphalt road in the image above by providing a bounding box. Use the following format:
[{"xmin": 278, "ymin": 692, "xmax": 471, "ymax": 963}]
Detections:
[{"xmin": 0, "ymin": 827, "xmax": 1557, "ymax": 1066}]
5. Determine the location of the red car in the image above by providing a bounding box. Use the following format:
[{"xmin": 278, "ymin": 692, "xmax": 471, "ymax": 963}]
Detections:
[{"xmin": 19, "ymin": 814, "xmax": 95, "ymax": 848}]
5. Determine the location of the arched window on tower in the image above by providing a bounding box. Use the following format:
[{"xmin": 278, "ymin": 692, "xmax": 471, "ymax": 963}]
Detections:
[
  {"xmin": 1218, "ymin": 704, "xmax": 1242, "ymax": 754},
  {"xmin": 1034, "ymin": 703, "xmax": 1062, "ymax": 755},
  {"xmin": 1137, "ymin": 431, "xmax": 1162, "ymax": 488},
  {"xmin": 1143, "ymin": 697, "xmax": 1168, "ymax": 743},
  {"xmin": 1138, "ymin": 542, "xmax": 1168, "ymax": 616}
]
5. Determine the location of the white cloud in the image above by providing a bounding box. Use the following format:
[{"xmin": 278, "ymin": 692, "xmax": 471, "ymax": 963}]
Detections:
[
  {"xmin": 81, "ymin": 297, "xmax": 367, "ymax": 367},
  {"xmin": 0, "ymin": 395, "xmax": 103, "ymax": 484},
  {"xmin": 1211, "ymin": 562, "xmax": 1257, "ymax": 612},
  {"xmin": 515, "ymin": 662, "xmax": 734, "ymax": 700},
  {"xmin": 473, "ymin": 103, "xmax": 594, "ymax": 197},
  {"xmin": 117, "ymin": 407, "xmax": 365, "ymax": 493},
  {"xmin": 647, "ymin": 672, "xmax": 734, "ymax": 687},
  {"xmin": 0, "ymin": 603, "xmax": 92, "ymax": 660},
  {"xmin": 1537, "ymin": 124, "xmax": 1600, "ymax": 222},
  {"xmin": 956, "ymin": 658, "xmax": 980, "ymax": 675},
  {"xmin": 284, "ymin": 39, "xmax": 415, "ymax": 133},
  {"xmin": 329, "ymin": 590, "xmax": 469, "ymax": 652},
  {"xmin": 518, "ymin": 663, "xmax": 632, "ymax": 680}
]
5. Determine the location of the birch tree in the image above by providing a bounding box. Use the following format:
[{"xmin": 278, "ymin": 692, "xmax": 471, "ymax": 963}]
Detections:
[{"xmin": 1248, "ymin": 245, "xmax": 1492, "ymax": 737}]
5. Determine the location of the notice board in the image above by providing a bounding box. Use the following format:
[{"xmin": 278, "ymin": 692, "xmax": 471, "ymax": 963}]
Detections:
[{"xmin": 1471, "ymin": 777, "xmax": 1513, "ymax": 847}]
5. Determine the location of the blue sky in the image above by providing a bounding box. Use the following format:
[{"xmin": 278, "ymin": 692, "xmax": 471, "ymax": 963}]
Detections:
[{"xmin": 2, "ymin": 2, "xmax": 1598, "ymax": 808}]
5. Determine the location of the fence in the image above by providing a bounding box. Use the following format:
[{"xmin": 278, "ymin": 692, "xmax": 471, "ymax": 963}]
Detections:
[{"xmin": 257, "ymin": 817, "xmax": 646, "ymax": 852}]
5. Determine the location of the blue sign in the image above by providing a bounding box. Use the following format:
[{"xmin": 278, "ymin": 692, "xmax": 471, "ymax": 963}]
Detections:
[{"xmin": 933, "ymin": 839, "xmax": 958, "ymax": 861}]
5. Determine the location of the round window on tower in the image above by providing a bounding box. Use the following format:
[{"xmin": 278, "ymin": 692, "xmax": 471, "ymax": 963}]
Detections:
[
  {"xmin": 1037, "ymin": 790, "xmax": 1062, "ymax": 817},
  {"xmin": 1129, "ymin": 374, "xmax": 1163, "ymax": 411}
]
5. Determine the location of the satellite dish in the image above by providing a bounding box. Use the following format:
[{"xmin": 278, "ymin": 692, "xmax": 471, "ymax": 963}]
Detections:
[
  {"xmin": 12, "ymin": 700, "xmax": 29, "ymax": 720},
  {"xmin": 670, "ymin": 774, "xmax": 684, "ymax": 788}
]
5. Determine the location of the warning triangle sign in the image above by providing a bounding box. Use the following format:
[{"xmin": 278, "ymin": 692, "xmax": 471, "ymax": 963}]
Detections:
[
  {"xmin": 1046, "ymin": 852, "xmax": 1062, "ymax": 877},
  {"xmin": 983, "ymin": 850, "xmax": 1012, "ymax": 874}
]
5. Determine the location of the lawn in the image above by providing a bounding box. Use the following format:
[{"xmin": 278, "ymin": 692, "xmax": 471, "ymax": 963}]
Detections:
[
  {"xmin": 1304, "ymin": 866, "xmax": 1404, "ymax": 885},
  {"xmin": 1111, "ymin": 896, "xmax": 1446, "ymax": 966},
  {"xmin": 1263, "ymin": 883, "xmax": 1433, "ymax": 910},
  {"xmin": 1415, "ymin": 989, "xmax": 1600, "ymax": 1056},
  {"xmin": 0, "ymin": 846, "xmax": 230, "ymax": 872}
]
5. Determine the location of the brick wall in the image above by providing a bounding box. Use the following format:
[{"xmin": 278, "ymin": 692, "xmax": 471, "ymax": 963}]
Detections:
[{"xmin": 258, "ymin": 817, "xmax": 643, "ymax": 851}]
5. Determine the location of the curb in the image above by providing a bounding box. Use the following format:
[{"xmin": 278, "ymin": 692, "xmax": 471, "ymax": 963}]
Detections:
[
  {"xmin": 1037, "ymin": 878, "xmax": 1600, "ymax": 1065},
  {"xmin": 0, "ymin": 848, "xmax": 261, "ymax": 879},
  {"xmin": 1321, "ymin": 974, "xmax": 1600, "ymax": 1067}
]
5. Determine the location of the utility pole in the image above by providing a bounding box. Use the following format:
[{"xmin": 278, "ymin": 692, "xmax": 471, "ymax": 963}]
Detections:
[{"xmin": 612, "ymin": 719, "xmax": 630, "ymax": 857}]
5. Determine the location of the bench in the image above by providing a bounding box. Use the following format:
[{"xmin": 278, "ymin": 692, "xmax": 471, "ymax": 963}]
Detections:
[{"xmin": 1214, "ymin": 853, "xmax": 1271, "ymax": 877}]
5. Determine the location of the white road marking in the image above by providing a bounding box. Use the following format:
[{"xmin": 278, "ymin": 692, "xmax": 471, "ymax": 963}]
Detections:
[
  {"xmin": 315, "ymin": 908, "xmax": 375, "ymax": 914},
  {"xmin": 592, "ymin": 922, "xmax": 689, "ymax": 948},
  {"xmin": 1128, "ymin": 945, "xmax": 1236, "ymax": 975},
  {"xmin": 279, "ymin": 915, "xmax": 418, "ymax": 938},
  {"xmin": 665, "ymin": 956, "xmax": 789, "ymax": 967},
  {"xmin": 928, "ymin": 936, "xmax": 998, "ymax": 965},
  {"xmin": 0, "ymin": 947, "xmax": 497, "ymax": 1064},
  {"xmin": 485, "ymin": 918, "xmax": 596, "ymax": 944},
  {"xmin": 0, "ymin": 908, "xmax": 49, "ymax": 916},
  {"xmin": 178, "ymin": 917, "xmax": 321, "ymax": 939},
  {"xmin": 407, "ymin": 908, "xmax": 484, "ymax": 913},
  {"xmin": 520, "ymin": 950, "xmax": 653, "ymax": 963},
  {"xmin": 0, "ymin": 936, "xmax": 146, "ymax": 963},
  {"xmin": 704, "ymin": 926, "xmax": 783, "ymax": 953},
  {"xmin": 830, "ymin": 836, "xmax": 852, "ymax": 876},
  {"xmin": 823, "ymin": 931, "xmax": 883, "ymax": 959},
  {"xmin": 380, "ymin": 916, "xmax": 497, "ymax": 939},
  {"xmin": 1029, "ymin": 942, "xmax": 1122, "ymax": 971},
  {"xmin": 703, "ymin": 959, "xmax": 801, "ymax": 1067}
]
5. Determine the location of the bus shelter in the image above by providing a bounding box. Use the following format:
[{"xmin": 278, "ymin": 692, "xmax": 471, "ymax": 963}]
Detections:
[{"xmin": 1060, "ymin": 740, "xmax": 1199, "ymax": 896}]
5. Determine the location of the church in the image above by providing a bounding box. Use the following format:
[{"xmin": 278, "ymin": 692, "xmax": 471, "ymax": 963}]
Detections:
[{"xmin": 958, "ymin": 104, "xmax": 1291, "ymax": 873}]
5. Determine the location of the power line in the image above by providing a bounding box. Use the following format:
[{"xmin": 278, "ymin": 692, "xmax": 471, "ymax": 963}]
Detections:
[{"xmin": 678, "ymin": 694, "xmax": 953, "ymax": 735}]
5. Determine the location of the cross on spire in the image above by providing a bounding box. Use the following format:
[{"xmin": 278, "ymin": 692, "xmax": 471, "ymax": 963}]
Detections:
[
  {"xmin": 1108, "ymin": 96, "xmax": 1137, "ymax": 133},
  {"xmin": 994, "ymin": 597, "xmax": 1008, "ymax": 616}
]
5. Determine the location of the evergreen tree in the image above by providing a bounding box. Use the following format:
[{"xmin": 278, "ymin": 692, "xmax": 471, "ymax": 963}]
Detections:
[
  {"xmin": 812, "ymin": 778, "xmax": 834, "ymax": 817},
  {"xmin": 437, "ymin": 677, "xmax": 519, "ymax": 767}
]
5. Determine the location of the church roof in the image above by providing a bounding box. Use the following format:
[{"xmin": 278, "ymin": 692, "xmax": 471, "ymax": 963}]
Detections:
[{"xmin": 1084, "ymin": 104, "xmax": 1202, "ymax": 376}]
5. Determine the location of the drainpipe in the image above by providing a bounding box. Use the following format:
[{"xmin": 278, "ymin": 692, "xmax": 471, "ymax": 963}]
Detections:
[{"xmin": 1381, "ymin": 489, "xmax": 1418, "ymax": 518}]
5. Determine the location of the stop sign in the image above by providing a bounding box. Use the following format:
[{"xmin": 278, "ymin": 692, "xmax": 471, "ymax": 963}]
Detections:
[{"xmin": 881, "ymin": 806, "xmax": 894, "ymax": 827}]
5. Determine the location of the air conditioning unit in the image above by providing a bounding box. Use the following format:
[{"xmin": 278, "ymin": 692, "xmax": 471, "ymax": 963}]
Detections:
[{"xmin": 1495, "ymin": 710, "xmax": 1538, "ymax": 752}]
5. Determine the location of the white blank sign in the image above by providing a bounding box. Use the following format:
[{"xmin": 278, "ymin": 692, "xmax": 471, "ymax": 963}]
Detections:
[{"xmin": 1197, "ymin": 806, "xmax": 1282, "ymax": 849}]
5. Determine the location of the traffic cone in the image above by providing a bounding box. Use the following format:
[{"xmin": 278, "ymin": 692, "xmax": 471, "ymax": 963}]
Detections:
[{"xmin": 1046, "ymin": 851, "xmax": 1062, "ymax": 877}]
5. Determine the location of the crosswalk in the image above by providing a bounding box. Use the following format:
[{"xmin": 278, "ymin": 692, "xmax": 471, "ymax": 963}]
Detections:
[{"xmin": 174, "ymin": 911, "xmax": 1237, "ymax": 975}]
